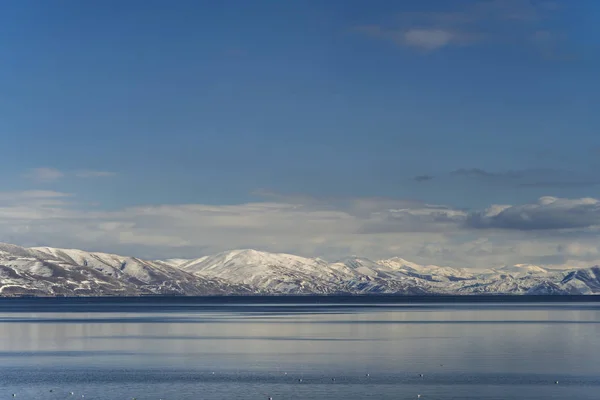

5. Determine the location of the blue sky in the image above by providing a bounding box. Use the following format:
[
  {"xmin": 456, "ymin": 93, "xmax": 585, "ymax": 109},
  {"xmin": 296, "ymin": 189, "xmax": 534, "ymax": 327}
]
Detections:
[{"xmin": 1, "ymin": 0, "xmax": 600, "ymax": 266}]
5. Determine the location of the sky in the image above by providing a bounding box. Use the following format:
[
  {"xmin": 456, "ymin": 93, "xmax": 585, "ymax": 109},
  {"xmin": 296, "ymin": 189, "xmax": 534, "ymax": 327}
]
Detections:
[{"xmin": 1, "ymin": 0, "xmax": 600, "ymax": 268}]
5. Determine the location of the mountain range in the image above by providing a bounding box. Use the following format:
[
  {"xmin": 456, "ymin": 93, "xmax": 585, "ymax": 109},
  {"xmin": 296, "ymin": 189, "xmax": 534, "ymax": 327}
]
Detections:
[{"xmin": 0, "ymin": 242, "xmax": 599, "ymax": 296}]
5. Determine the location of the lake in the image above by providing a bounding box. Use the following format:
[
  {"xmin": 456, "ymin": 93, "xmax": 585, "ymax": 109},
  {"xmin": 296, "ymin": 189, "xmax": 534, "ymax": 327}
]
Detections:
[{"xmin": 1, "ymin": 298, "xmax": 599, "ymax": 399}]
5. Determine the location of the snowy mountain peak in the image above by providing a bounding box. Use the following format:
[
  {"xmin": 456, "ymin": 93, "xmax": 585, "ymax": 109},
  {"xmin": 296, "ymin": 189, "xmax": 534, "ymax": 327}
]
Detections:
[
  {"xmin": 328, "ymin": 257, "xmax": 382, "ymax": 278},
  {"xmin": 0, "ymin": 242, "xmax": 599, "ymax": 296},
  {"xmin": 161, "ymin": 258, "xmax": 193, "ymax": 268},
  {"xmin": 177, "ymin": 249, "xmax": 336, "ymax": 294},
  {"xmin": 495, "ymin": 264, "xmax": 549, "ymax": 275},
  {"xmin": 335, "ymin": 256, "xmax": 379, "ymax": 267},
  {"xmin": 187, "ymin": 249, "xmax": 325, "ymax": 271},
  {"xmin": 0, "ymin": 243, "xmax": 251, "ymax": 296},
  {"xmin": 377, "ymin": 257, "xmax": 426, "ymax": 270}
]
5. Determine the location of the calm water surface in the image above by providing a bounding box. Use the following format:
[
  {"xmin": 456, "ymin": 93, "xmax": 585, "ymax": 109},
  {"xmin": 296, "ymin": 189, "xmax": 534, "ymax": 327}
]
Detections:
[{"xmin": 1, "ymin": 300, "xmax": 600, "ymax": 399}]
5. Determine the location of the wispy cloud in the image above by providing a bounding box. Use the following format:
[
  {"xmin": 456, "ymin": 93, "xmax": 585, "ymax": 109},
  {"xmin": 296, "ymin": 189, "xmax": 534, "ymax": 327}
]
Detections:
[
  {"xmin": 75, "ymin": 170, "xmax": 116, "ymax": 178},
  {"xmin": 451, "ymin": 168, "xmax": 524, "ymax": 179},
  {"xmin": 23, "ymin": 168, "xmax": 116, "ymax": 182},
  {"xmin": 0, "ymin": 190, "xmax": 71, "ymax": 205},
  {"xmin": 23, "ymin": 167, "xmax": 64, "ymax": 183},
  {"xmin": 529, "ymin": 29, "xmax": 575, "ymax": 60},
  {"xmin": 444, "ymin": 167, "xmax": 599, "ymax": 188},
  {"xmin": 413, "ymin": 175, "xmax": 435, "ymax": 182},
  {"xmin": 355, "ymin": 0, "xmax": 564, "ymax": 53},
  {"xmin": 518, "ymin": 181, "xmax": 600, "ymax": 188},
  {"xmin": 404, "ymin": 29, "xmax": 472, "ymax": 50},
  {"xmin": 355, "ymin": 25, "xmax": 476, "ymax": 51}
]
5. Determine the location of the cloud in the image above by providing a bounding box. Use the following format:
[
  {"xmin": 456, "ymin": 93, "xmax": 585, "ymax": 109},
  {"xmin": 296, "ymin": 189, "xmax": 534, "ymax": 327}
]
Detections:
[
  {"xmin": 413, "ymin": 175, "xmax": 434, "ymax": 182},
  {"xmin": 356, "ymin": 203, "xmax": 466, "ymax": 234},
  {"xmin": 355, "ymin": 0, "xmax": 564, "ymax": 53},
  {"xmin": 531, "ymin": 29, "xmax": 553, "ymax": 45},
  {"xmin": 448, "ymin": 167, "xmax": 599, "ymax": 188},
  {"xmin": 75, "ymin": 170, "xmax": 116, "ymax": 178},
  {"xmin": 402, "ymin": 28, "xmax": 474, "ymax": 50},
  {"xmin": 517, "ymin": 181, "xmax": 600, "ymax": 188},
  {"xmin": 0, "ymin": 190, "xmax": 70, "ymax": 201},
  {"xmin": 529, "ymin": 29, "xmax": 575, "ymax": 60},
  {"xmin": 23, "ymin": 168, "xmax": 64, "ymax": 183},
  {"xmin": 22, "ymin": 168, "xmax": 116, "ymax": 182},
  {"xmin": 451, "ymin": 168, "xmax": 523, "ymax": 179},
  {"xmin": 355, "ymin": 25, "xmax": 475, "ymax": 51},
  {"xmin": 466, "ymin": 196, "xmax": 600, "ymax": 230},
  {"xmin": 1, "ymin": 189, "xmax": 599, "ymax": 269}
]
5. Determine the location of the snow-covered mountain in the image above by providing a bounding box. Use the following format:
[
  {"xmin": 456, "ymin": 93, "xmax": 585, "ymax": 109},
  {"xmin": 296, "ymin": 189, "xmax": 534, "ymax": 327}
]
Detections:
[
  {"xmin": 168, "ymin": 249, "xmax": 600, "ymax": 295},
  {"xmin": 1, "ymin": 242, "xmax": 599, "ymax": 296},
  {"xmin": 377, "ymin": 257, "xmax": 476, "ymax": 282},
  {"xmin": 0, "ymin": 243, "xmax": 252, "ymax": 296},
  {"xmin": 492, "ymin": 264, "xmax": 550, "ymax": 277},
  {"xmin": 177, "ymin": 249, "xmax": 340, "ymax": 294}
]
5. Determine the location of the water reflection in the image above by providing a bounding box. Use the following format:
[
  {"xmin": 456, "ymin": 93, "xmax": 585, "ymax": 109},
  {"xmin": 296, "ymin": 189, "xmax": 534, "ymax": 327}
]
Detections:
[{"xmin": 0, "ymin": 302, "xmax": 599, "ymax": 399}]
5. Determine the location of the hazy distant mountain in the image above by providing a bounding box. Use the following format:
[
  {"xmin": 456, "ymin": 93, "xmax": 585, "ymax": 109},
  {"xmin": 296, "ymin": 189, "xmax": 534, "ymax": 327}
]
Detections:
[{"xmin": 0, "ymin": 242, "xmax": 599, "ymax": 296}]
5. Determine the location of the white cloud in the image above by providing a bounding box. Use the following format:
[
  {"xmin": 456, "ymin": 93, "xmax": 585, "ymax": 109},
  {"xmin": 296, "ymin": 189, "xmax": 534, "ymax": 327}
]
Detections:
[
  {"xmin": 22, "ymin": 167, "xmax": 116, "ymax": 182},
  {"xmin": 23, "ymin": 167, "xmax": 64, "ymax": 183},
  {"xmin": 403, "ymin": 29, "xmax": 464, "ymax": 50},
  {"xmin": 467, "ymin": 196, "xmax": 600, "ymax": 230},
  {"xmin": 1, "ymin": 191, "xmax": 600, "ymax": 269},
  {"xmin": 355, "ymin": 0, "xmax": 563, "ymax": 53},
  {"xmin": 356, "ymin": 25, "xmax": 474, "ymax": 51},
  {"xmin": 0, "ymin": 190, "xmax": 70, "ymax": 202},
  {"xmin": 75, "ymin": 170, "xmax": 116, "ymax": 178}
]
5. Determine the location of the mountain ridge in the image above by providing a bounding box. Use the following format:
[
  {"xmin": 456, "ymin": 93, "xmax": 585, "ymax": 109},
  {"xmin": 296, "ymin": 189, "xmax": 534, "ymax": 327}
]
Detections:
[{"xmin": 1, "ymin": 242, "xmax": 599, "ymax": 296}]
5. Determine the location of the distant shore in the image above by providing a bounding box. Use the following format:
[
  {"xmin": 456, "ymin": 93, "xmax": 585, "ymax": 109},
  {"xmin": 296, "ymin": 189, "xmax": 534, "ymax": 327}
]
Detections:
[{"xmin": 0, "ymin": 294, "xmax": 598, "ymax": 303}]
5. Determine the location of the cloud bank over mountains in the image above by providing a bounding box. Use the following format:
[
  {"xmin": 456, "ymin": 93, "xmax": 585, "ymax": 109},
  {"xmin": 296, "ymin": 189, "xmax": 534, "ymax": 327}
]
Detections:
[{"xmin": 1, "ymin": 178, "xmax": 599, "ymax": 269}]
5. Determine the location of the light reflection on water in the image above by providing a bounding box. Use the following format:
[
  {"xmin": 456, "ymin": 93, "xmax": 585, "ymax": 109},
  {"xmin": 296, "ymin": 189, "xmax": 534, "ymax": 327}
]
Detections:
[{"xmin": 0, "ymin": 301, "xmax": 600, "ymax": 399}]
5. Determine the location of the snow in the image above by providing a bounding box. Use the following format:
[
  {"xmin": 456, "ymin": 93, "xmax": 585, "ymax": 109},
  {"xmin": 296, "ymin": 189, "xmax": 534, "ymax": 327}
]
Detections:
[
  {"xmin": 0, "ymin": 241, "xmax": 598, "ymax": 296},
  {"xmin": 0, "ymin": 242, "xmax": 250, "ymax": 296},
  {"xmin": 161, "ymin": 258, "xmax": 194, "ymax": 268},
  {"xmin": 494, "ymin": 264, "xmax": 549, "ymax": 275},
  {"xmin": 178, "ymin": 249, "xmax": 338, "ymax": 293}
]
